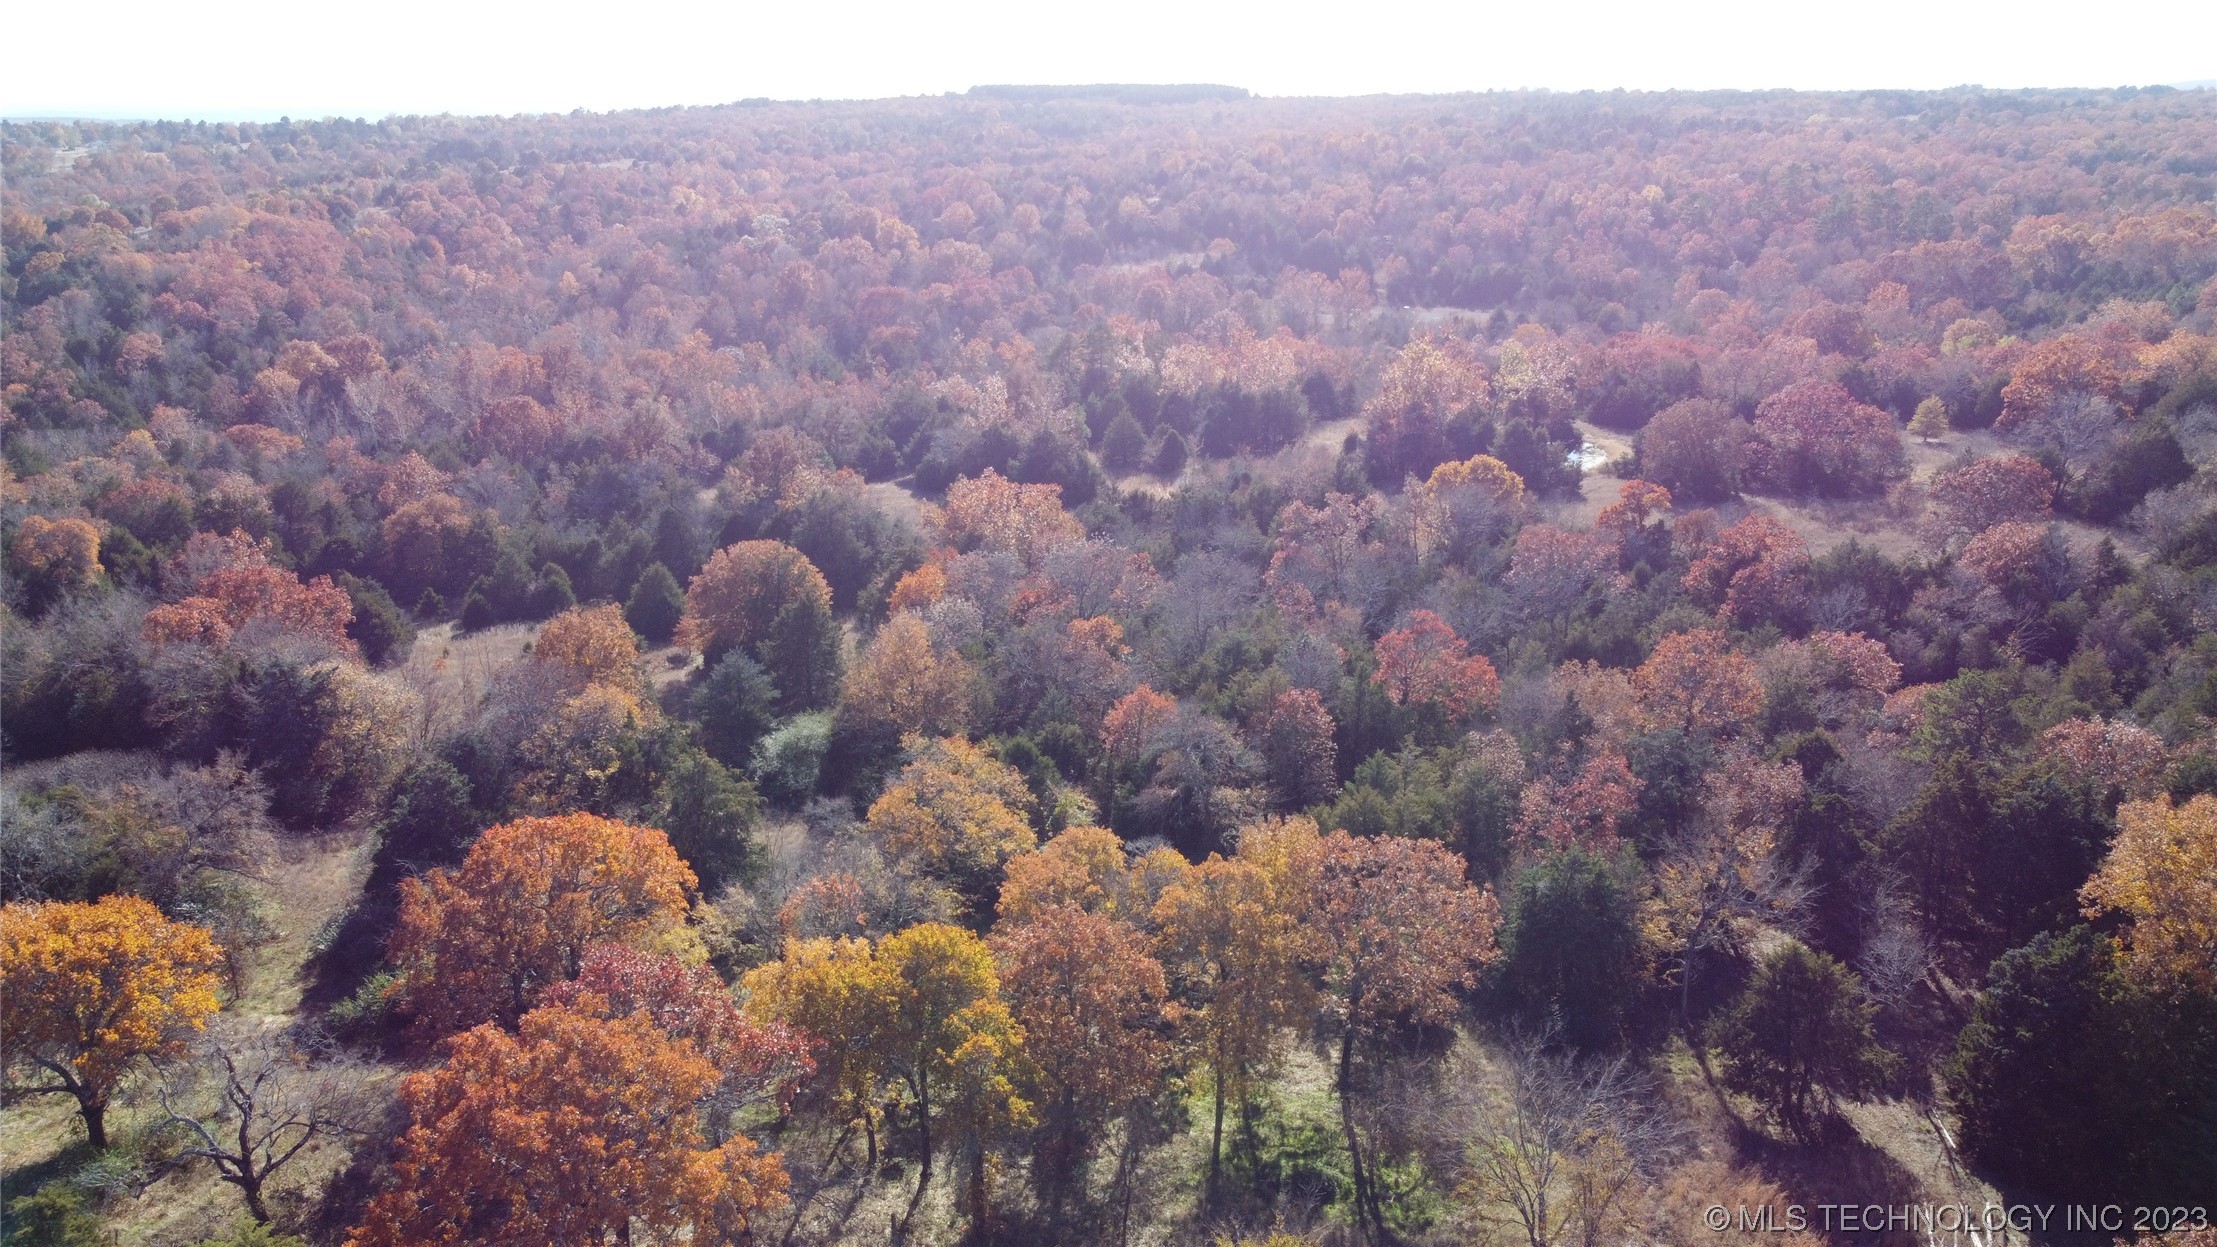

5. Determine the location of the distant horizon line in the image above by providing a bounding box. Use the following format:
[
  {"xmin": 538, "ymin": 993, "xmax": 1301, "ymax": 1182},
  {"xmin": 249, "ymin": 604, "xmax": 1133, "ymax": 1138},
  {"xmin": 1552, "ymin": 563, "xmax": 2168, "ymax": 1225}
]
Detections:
[{"xmin": 7, "ymin": 78, "xmax": 2214, "ymax": 127}]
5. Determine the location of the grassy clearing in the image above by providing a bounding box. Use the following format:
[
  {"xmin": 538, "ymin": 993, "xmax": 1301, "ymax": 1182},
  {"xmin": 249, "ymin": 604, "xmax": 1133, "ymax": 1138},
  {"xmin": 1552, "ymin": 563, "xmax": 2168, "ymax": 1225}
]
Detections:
[{"xmin": 232, "ymin": 834, "xmax": 378, "ymax": 1018}]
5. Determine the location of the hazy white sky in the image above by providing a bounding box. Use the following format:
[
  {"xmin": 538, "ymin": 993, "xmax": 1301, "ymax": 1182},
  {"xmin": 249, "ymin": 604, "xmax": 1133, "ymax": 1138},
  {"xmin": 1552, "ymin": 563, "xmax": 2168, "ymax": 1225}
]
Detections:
[{"xmin": 6, "ymin": 0, "xmax": 2214, "ymax": 120}]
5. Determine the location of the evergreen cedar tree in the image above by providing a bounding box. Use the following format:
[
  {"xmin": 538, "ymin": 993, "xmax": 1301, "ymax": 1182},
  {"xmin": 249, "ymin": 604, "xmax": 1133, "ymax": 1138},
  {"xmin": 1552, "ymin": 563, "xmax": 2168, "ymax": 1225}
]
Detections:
[
  {"xmin": 11, "ymin": 88, "xmax": 2217, "ymax": 1242},
  {"xmin": 1705, "ymin": 942, "xmax": 1897, "ymax": 1140}
]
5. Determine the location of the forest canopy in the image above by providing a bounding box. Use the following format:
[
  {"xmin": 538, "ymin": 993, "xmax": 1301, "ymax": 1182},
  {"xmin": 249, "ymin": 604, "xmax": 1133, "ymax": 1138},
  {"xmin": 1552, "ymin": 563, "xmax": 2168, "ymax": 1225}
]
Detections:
[{"xmin": 4, "ymin": 85, "xmax": 2217, "ymax": 1247}]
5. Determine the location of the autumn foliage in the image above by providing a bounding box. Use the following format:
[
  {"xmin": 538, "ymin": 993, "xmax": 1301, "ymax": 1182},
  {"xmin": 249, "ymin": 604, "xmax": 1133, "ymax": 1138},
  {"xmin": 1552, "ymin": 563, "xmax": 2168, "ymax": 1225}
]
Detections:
[
  {"xmin": 1633, "ymin": 629, "xmax": 1766, "ymax": 736},
  {"xmin": 1373, "ymin": 610, "xmax": 1500, "ymax": 720},
  {"xmin": 143, "ymin": 530, "xmax": 354, "ymax": 653},
  {"xmin": 1, "ymin": 896, "xmax": 224, "ymax": 1149},
  {"xmin": 388, "ymin": 814, "xmax": 700, "ymax": 1035},
  {"xmin": 1749, "ymin": 380, "xmax": 1904, "ymax": 497},
  {"xmin": 864, "ymin": 736, "xmax": 1038, "ymax": 886},
  {"xmin": 539, "ymin": 943, "xmax": 814, "ymax": 1111},
  {"xmin": 678, "ymin": 540, "xmax": 834, "ymax": 659},
  {"xmin": 9, "ymin": 515, "xmax": 102, "ymax": 595},
  {"xmin": 345, "ymin": 1003, "xmax": 790, "ymax": 1247},
  {"xmin": 2081, "ymin": 795, "xmax": 2217, "ymax": 994},
  {"xmin": 13, "ymin": 83, "xmax": 2217, "ymax": 1240},
  {"xmin": 531, "ymin": 603, "xmax": 644, "ymax": 693}
]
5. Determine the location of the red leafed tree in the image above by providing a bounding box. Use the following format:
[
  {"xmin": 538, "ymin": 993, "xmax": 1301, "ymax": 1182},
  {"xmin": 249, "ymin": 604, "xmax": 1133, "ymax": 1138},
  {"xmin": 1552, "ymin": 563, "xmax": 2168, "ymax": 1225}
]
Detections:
[
  {"xmin": 1254, "ymin": 687, "xmax": 1340, "ymax": 809},
  {"xmin": 1749, "ymin": 380, "xmax": 1904, "ymax": 498},
  {"xmin": 1306, "ymin": 830, "xmax": 1500, "ymax": 1244},
  {"xmin": 1515, "ymin": 752, "xmax": 1642, "ymax": 853},
  {"xmin": 387, "ymin": 814, "xmax": 700, "ymax": 1036},
  {"xmin": 1682, "ymin": 513, "xmax": 1810, "ymax": 629},
  {"xmin": 1927, "ymin": 454, "xmax": 2056, "ymax": 540},
  {"xmin": 989, "ymin": 903, "xmax": 1174, "ymax": 1188},
  {"xmin": 1595, "ymin": 479, "xmax": 1674, "ymax": 544},
  {"xmin": 538, "ymin": 943, "xmax": 814, "ymax": 1114},
  {"xmin": 1633, "ymin": 629, "xmax": 1765, "ymax": 737},
  {"xmin": 1503, "ymin": 524, "xmax": 1616, "ymax": 628},
  {"xmin": 343, "ymin": 1004, "xmax": 789, "ymax": 1247},
  {"xmin": 1373, "ymin": 610, "xmax": 1500, "ymax": 720},
  {"xmin": 1102, "ymin": 684, "xmax": 1179, "ymax": 766},
  {"xmin": 1958, "ymin": 520, "xmax": 2072, "ymax": 605},
  {"xmin": 142, "ymin": 529, "xmax": 354, "ymax": 653}
]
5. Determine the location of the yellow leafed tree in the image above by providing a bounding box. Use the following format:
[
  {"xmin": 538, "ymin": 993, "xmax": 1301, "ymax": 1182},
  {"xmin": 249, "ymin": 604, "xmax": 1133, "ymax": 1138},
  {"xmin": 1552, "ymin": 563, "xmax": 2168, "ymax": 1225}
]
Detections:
[
  {"xmin": 1, "ymin": 896, "xmax": 224, "ymax": 1149},
  {"xmin": 864, "ymin": 736, "xmax": 1037, "ymax": 886},
  {"xmin": 2081, "ymin": 794, "xmax": 2217, "ymax": 993}
]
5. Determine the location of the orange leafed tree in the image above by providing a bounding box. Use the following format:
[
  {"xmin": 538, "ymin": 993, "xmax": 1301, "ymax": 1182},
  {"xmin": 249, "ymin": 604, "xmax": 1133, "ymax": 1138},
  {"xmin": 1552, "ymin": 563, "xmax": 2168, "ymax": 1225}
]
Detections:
[
  {"xmin": 1307, "ymin": 829, "xmax": 1500, "ymax": 1243},
  {"xmin": 1997, "ymin": 333, "xmax": 2128, "ymax": 430},
  {"xmin": 388, "ymin": 814, "xmax": 701, "ymax": 1036},
  {"xmin": 1503, "ymin": 524, "xmax": 1616, "ymax": 625},
  {"xmin": 1101, "ymin": 684, "xmax": 1179, "ymax": 765},
  {"xmin": 1000, "ymin": 824, "xmax": 1152, "ymax": 925},
  {"xmin": 9, "ymin": 514, "xmax": 103, "ymax": 593},
  {"xmin": 990, "ymin": 903, "xmax": 1174, "ymax": 1184},
  {"xmin": 1373, "ymin": 610, "xmax": 1500, "ymax": 720},
  {"xmin": 539, "ymin": 943, "xmax": 814, "ymax": 1113},
  {"xmin": 1595, "ymin": 479, "xmax": 1673, "ymax": 543},
  {"xmin": 941, "ymin": 468, "xmax": 1085, "ymax": 564},
  {"xmin": 2038, "ymin": 718, "xmax": 2168, "ymax": 800},
  {"xmin": 1749, "ymin": 379, "xmax": 1904, "ymax": 498},
  {"xmin": 886, "ymin": 562, "xmax": 948, "ymax": 614},
  {"xmin": 1633, "ymin": 629, "xmax": 1765, "ymax": 736},
  {"xmin": 840, "ymin": 612, "xmax": 974, "ymax": 739},
  {"xmin": 344, "ymin": 1003, "xmax": 789, "ymax": 1247},
  {"xmin": 678, "ymin": 540, "xmax": 834, "ymax": 660},
  {"xmin": 1, "ymin": 896, "xmax": 224, "ymax": 1149},
  {"xmin": 532, "ymin": 603, "xmax": 644, "ymax": 693},
  {"xmin": 1682, "ymin": 513, "xmax": 1810, "ymax": 629}
]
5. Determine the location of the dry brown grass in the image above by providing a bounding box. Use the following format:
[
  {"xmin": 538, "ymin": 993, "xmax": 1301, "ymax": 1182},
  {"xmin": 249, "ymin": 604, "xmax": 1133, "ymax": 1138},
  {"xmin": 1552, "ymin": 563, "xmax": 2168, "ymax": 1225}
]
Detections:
[{"xmin": 392, "ymin": 620, "xmax": 540, "ymax": 743}]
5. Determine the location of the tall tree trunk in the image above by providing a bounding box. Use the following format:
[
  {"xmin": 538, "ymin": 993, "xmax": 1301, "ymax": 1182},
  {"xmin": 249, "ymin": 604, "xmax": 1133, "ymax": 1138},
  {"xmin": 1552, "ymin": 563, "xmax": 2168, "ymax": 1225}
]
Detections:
[
  {"xmin": 903, "ymin": 1077, "xmax": 934, "ymax": 1232},
  {"xmin": 1207, "ymin": 1068, "xmax": 1226, "ymax": 1206},
  {"xmin": 78, "ymin": 1092, "xmax": 109, "ymax": 1151},
  {"xmin": 235, "ymin": 1112, "xmax": 268, "ymax": 1222},
  {"xmin": 966, "ymin": 1138, "xmax": 989, "ymax": 1242},
  {"xmin": 1336, "ymin": 1022, "xmax": 1377, "ymax": 1246}
]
